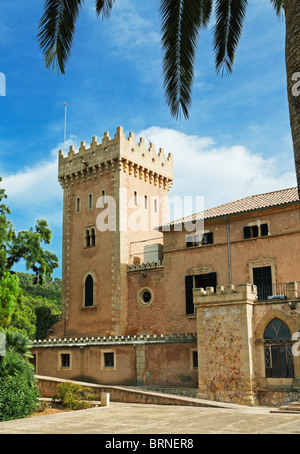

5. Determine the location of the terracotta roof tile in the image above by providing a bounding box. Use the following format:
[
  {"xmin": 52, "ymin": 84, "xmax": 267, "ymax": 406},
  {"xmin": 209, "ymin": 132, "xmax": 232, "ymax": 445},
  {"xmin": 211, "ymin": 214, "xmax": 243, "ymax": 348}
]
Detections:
[{"xmin": 163, "ymin": 187, "xmax": 299, "ymax": 228}]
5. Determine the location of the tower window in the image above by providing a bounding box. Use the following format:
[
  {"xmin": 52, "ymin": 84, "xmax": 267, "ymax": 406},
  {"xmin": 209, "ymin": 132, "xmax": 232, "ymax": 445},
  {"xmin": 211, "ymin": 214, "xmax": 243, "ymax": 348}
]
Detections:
[
  {"xmin": 84, "ymin": 274, "xmax": 94, "ymax": 307},
  {"xmin": 88, "ymin": 193, "xmax": 93, "ymax": 210},
  {"xmin": 86, "ymin": 229, "xmax": 91, "ymax": 247},
  {"xmin": 91, "ymin": 228, "xmax": 95, "ymax": 246},
  {"xmin": 144, "ymin": 195, "xmax": 148, "ymax": 209},
  {"xmin": 153, "ymin": 198, "xmax": 158, "ymax": 214},
  {"xmin": 85, "ymin": 226, "xmax": 96, "ymax": 248},
  {"xmin": 101, "ymin": 190, "xmax": 106, "ymax": 207},
  {"xmin": 134, "ymin": 191, "xmax": 138, "ymax": 207},
  {"xmin": 76, "ymin": 197, "xmax": 81, "ymax": 213}
]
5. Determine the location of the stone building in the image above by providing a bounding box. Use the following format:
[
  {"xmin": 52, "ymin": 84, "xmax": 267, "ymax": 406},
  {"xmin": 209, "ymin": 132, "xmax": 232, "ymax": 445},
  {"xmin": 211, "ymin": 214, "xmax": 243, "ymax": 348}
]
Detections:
[{"xmin": 32, "ymin": 126, "xmax": 300, "ymax": 406}]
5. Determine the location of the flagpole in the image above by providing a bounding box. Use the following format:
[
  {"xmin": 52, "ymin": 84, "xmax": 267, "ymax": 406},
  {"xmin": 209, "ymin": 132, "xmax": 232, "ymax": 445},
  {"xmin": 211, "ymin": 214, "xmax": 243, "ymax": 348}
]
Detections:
[{"xmin": 64, "ymin": 103, "xmax": 68, "ymax": 152}]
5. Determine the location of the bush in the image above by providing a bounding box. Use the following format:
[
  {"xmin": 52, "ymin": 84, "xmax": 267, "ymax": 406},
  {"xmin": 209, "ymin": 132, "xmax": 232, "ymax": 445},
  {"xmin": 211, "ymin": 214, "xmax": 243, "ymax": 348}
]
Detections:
[
  {"xmin": 0, "ymin": 376, "xmax": 40, "ymax": 421},
  {"xmin": 54, "ymin": 382, "xmax": 98, "ymax": 411}
]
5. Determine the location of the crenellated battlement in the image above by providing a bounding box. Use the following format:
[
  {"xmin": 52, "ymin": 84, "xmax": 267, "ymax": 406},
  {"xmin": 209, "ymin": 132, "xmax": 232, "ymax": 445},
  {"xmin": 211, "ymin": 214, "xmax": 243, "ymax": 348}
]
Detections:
[
  {"xmin": 193, "ymin": 283, "xmax": 258, "ymax": 306},
  {"xmin": 58, "ymin": 126, "xmax": 173, "ymax": 189}
]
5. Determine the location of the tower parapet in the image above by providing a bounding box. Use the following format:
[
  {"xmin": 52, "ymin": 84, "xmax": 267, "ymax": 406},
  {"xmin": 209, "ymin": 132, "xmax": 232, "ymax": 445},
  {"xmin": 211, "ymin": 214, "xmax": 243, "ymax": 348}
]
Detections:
[{"xmin": 58, "ymin": 126, "xmax": 173, "ymax": 190}]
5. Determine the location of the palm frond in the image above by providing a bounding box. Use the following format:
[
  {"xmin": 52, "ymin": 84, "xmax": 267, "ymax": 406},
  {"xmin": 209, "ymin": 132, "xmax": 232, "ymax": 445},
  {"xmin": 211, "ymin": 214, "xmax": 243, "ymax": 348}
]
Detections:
[
  {"xmin": 160, "ymin": 0, "xmax": 213, "ymax": 119},
  {"xmin": 37, "ymin": 0, "xmax": 84, "ymax": 74},
  {"xmin": 95, "ymin": 0, "xmax": 116, "ymax": 19},
  {"xmin": 270, "ymin": 0, "xmax": 284, "ymax": 17},
  {"xmin": 213, "ymin": 0, "xmax": 248, "ymax": 75}
]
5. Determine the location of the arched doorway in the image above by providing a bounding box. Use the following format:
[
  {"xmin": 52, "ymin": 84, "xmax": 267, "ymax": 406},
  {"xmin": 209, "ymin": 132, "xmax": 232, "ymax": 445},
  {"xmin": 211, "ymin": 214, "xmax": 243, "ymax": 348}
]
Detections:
[{"xmin": 264, "ymin": 318, "xmax": 294, "ymax": 378}]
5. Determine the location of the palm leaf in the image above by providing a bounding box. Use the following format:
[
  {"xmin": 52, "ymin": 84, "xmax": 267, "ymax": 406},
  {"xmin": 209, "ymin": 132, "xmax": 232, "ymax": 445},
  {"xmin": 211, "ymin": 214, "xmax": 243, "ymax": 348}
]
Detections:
[
  {"xmin": 160, "ymin": 0, "xmax": 213, "ymax": 119},
  {"xmin": 95, "ymin": 0, "xmax": 116, "ymax": 19},
  {"xmin": 270, "ymin": 0, "xmax": 284, "ymax": 16},
  {"xmin": 213, "ymin": 0, "xmax": 248, "ymax": 75},
  {"xmin": 37, "ymin": 0, "xmax": 84, "ymax": 74}
]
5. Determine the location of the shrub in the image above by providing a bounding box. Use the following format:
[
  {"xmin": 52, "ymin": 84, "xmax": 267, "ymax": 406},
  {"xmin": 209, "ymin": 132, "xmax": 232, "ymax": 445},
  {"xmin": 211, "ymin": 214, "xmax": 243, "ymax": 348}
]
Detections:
[
  {"xmin": 54, "ymin": 382, "xmax": 98, "ymax": 411},
  {"xmin": 0, "ymin": 376, "xmax": 40, "ymax": 421}
]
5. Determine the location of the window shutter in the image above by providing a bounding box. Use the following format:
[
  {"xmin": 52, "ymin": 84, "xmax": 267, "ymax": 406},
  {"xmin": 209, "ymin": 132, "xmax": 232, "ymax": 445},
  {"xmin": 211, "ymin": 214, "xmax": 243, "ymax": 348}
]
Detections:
[
  {"xmin": 243, "ymin": 226, "xmax": 251, "ymax": 239},
  {"xmin": 260, "ymin": 223, "xmax": 269, "ymax": 236},
  {"xmin": 207, "ymin": 231, "xmax": 213, "ymax": 244},
  {"xmin": 185, "ymin": 275, "xmax": 194, "ymax": 315}
]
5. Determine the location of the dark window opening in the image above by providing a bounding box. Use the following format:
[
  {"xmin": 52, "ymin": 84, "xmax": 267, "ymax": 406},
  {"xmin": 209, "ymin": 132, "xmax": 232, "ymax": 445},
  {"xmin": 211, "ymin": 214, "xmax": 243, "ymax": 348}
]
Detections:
[
  {"xmin": 186, "ymin": 235, "xmax": 200, "ymax": 248},
  {"xmin": 260, "ymin": 223, "xmax": 269, "ymax": 236},
  {"xmin": 264, "ymin": 318, "xmax": 294, "ymax": 378},
  {"xmin": 142, "ymin": 291, "xmax": 151, "ymax": 303},
  {"xmin": 91, "ymin": 228, "xmax": 96, "ymax": 246},
  {"xmin": 253, "ymin": 266, "xmax": 272, "ymax": 300},
  {"xmin": 104, "ymin": 352, "xmax": 114, "ymax": 368},
  {"xmin": 202, "ymin": 232, "xmax": 213, "ymax": 245},
  {"xmin": 85, "ymin": 274, "xmax": 94, "ymax": 307},
  {"xmin": 185, "ymin": 273, "xmax": 217, "ymax": 315},
  {"xmin": 61, "ymin": 354, "xmax": 70, "ymax": 368},
  {"xmin": 244, "ymin": 223, "xmax": 269, "ymax": 239},
  {"xmin": 192, "ymin": 351, "xmax": 198, "ymax": 368},
  {"xmin": 86, "ymin": 229, "xmax": 91, "ymax": 247},
  {"xmin": 85, "ymin": 228, "xmax": 95, "ymax": 247}
]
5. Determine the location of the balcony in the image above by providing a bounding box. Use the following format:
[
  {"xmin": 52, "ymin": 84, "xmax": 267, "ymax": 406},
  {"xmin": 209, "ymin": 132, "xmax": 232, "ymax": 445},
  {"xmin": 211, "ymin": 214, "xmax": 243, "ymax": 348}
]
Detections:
[{"xmin": 256, "ymin": 281, "xmax": 299, "ymax": 301}]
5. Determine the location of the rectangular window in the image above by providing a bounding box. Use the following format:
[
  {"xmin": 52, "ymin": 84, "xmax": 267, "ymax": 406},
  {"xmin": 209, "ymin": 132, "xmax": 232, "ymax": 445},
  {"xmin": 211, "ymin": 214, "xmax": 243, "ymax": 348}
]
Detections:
[
  {"xmin": 100, "ymin": 190, "xmax": 106, "ymax": 207},
  {"xmin": 104, "ymin": 352, "xmax": 114, "ymax": 368},
  {"xmin": 186, "ymin": 234, "xmax": 200, "ymax": 248},
  {"xmin": 192, "ymin": 350, "xmax": 198, "ymax": 369},
  {"xmin": 244, "ymin": 224, "xmax": 268, "ymax": 239},
  {"xmin": 60, "ymin": 353, "xmax": 70, "ymax": 368},
  {"xmin": 88, "ymin": 193, "xmax": 93, "ymax": 210},
  {"xmin": 153, "ymin": 198, "xmax": 158, "ymax": 214},
  {"xmin": 144, "ymin": 195, "xmax": 148, "ymax": 209},
  {"xmin": 260, "ymin": 223, "xmax": 269, "ymax": 236},
  {"xmin": 253, "ymin": 266, "xmax": 272, "ymax": 300},
  {"xmin": 134, "ymin": 191, "xmax": 138, "ymax": 207},
  {"xmin": 185, "ymin": 273, "xmax": 217, "ymax": 315},
  {"xmin": 202, "ymin": 231, "xmax": 213, "ymax": 245},
  {"xmin": 76, "ymin": 197, "xmax": 81, "ymax": 213}
]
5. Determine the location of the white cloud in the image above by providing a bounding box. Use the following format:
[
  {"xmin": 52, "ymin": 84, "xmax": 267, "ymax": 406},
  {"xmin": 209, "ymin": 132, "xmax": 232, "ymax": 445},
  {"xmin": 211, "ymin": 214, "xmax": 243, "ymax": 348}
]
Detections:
[
  {"xmin": 137, "ymin": 126, "xmax": 296, "ymax": 213},
  {"xmin": 0, "ymin": 139, "xmax": 77, "ymax": 228}
]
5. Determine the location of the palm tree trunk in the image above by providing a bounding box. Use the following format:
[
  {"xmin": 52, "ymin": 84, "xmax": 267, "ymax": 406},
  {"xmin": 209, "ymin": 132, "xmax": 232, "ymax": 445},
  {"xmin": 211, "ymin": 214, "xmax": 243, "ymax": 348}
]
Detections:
[{"xmin": 284, "ymin": 0, "xmax": 300, "ymax": 199}]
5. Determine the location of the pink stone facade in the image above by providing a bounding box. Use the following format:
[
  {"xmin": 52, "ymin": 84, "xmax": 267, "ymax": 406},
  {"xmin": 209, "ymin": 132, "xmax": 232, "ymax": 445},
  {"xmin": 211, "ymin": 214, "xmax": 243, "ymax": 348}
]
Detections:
[{"xmin": 31, "ymin": 127, "xmax": 300, "ymax": 406}]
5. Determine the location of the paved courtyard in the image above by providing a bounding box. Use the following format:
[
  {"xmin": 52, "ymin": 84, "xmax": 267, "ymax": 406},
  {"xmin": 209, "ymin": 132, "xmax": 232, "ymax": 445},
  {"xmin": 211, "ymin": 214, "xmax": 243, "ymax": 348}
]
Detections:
[{"xmin": 0, "ymin": 402, "xmax": 300, "ymax": 434}]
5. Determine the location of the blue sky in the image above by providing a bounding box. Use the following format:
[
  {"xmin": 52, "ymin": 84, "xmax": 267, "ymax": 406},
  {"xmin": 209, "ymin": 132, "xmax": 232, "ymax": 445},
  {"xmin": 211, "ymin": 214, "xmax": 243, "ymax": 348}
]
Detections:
[{"xmin": 0, "ymin": 0, "xmax": 297, "ymax": 279}]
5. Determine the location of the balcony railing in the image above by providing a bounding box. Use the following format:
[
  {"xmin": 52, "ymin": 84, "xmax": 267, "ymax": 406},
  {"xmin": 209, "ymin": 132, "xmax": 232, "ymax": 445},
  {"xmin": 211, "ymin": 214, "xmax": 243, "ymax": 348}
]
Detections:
[{"xmin": 256, "ymin": 282, "xmax": 299, "ymax": 301}]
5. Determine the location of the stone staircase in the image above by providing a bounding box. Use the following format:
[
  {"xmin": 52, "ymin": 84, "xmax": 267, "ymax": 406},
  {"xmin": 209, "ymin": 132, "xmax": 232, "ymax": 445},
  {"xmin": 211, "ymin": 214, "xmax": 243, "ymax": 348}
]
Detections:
[{"xmin": 271, "ymin": 401, "xmax": 300, "ymax": 414}]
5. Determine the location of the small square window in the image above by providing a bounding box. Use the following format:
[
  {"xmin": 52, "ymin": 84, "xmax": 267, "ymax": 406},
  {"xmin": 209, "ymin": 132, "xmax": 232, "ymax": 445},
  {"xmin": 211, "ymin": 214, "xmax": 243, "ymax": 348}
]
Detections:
[{"xmin": 61, "ymin": 353, "xmax": 70, "ymax": 368}]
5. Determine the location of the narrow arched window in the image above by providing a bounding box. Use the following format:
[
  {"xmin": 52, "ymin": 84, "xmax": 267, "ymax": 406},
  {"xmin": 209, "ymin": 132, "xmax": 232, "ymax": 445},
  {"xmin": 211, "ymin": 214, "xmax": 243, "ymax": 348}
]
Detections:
[
  {"xmin": 86, "ymin": 229, "xmax": 90, "ymax": 247},
  {"xmin": 85, "ymin": 274, "xmax": 93, "ymax": 307},
  {"xmin": 91, "ymin": 228, "xmax": 96, "ymax": 246},
  {"xmin": 264, "ymin": 318, "xmax": 294, "ymax": 378}
]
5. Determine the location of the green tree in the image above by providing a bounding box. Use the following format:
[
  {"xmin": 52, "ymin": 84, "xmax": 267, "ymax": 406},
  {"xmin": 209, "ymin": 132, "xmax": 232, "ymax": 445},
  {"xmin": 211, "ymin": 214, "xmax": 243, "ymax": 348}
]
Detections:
[
  {"xmin": 0, "ymin": 178, "xmax": 59, "ymax": 326},
  {"xmin": 0, "ymin": 328, "xmax": 40, "ymax": 421},
  {"xmin": 37, "ymin": 0, "xmax": 300, "ymax": 198}
]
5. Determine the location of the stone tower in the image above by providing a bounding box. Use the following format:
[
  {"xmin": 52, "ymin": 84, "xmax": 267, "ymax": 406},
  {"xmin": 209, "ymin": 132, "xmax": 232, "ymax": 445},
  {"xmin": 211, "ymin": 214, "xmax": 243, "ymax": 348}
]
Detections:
[{"xmin": 58, "ymin": 126, "xmax": 173, "ymax": 338}]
